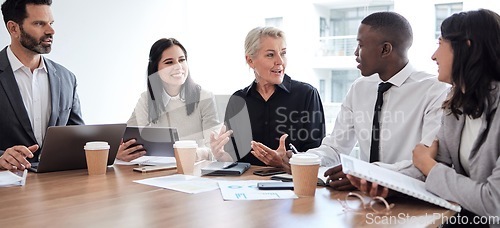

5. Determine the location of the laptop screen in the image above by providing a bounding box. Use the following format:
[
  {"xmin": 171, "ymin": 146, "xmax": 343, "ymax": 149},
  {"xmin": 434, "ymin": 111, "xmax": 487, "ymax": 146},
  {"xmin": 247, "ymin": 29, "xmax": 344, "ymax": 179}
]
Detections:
[{"xmin": 31, "ymin": 124, "xmax": 126, "ymax": 173}]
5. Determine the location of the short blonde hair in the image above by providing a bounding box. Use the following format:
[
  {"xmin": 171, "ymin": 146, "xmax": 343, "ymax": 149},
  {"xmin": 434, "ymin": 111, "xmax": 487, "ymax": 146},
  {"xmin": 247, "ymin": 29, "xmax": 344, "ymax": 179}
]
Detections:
[{"xmin": 244, "ymin": 26, "xmax": 286, "ymax": 58}]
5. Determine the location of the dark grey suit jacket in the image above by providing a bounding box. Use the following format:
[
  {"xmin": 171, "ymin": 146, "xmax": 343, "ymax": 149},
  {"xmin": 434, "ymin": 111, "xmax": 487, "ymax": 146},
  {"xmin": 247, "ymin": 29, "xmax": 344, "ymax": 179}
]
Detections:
[{"xmin": 0, "ymin": 47, "xmax": 84, "ymax": 161}]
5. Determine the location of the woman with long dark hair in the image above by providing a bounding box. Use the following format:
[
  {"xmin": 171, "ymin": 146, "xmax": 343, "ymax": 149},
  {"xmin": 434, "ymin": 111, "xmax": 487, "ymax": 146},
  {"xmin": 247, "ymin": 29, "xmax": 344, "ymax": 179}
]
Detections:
[{"xmin": 117, "ymin": 38, "xmax": 220, "ymax": 162}]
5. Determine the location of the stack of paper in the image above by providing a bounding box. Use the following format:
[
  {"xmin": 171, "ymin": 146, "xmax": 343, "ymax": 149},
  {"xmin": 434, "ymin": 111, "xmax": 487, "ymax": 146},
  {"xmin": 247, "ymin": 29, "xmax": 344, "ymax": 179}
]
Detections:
[{"xmin": 0, "ymin": 169, "xmax": 27, "ymax": 187}]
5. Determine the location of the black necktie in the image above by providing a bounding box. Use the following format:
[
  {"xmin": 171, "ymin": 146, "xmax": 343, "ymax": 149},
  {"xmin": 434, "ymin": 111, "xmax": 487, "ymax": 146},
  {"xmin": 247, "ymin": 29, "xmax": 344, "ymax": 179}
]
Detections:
[{"xmin": 370, "ymin": 82, "xmax": 393, "ymax": 163}]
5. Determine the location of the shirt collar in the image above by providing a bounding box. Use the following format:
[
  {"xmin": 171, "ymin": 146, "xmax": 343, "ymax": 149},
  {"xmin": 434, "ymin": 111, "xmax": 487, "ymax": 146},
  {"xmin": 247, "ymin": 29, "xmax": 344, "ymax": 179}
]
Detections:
[
  {"xmin": 244, "ymin": 74, "xmax": 291, "ymax": 96},
  {"xmin": 161, "ymin": 86, "xmax": 185, "ymax": 107},
  {"xmin": 7, "ymin": 46, "xmax": 47, "ymax": 73},
  {"xmin": 384, "ymin": 63, "xmax": 414, "ymax": 87},
  {"xmin": 7, "ymin": 46, "xmax": 23, "ymax": 72}
]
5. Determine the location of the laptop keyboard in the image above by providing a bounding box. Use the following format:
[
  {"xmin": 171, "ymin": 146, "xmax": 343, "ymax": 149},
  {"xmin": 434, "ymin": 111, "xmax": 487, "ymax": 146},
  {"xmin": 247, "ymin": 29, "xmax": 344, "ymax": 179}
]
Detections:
[{"xmin": 30, "ymin": 163, "xmax": 39, "ymax": 169}]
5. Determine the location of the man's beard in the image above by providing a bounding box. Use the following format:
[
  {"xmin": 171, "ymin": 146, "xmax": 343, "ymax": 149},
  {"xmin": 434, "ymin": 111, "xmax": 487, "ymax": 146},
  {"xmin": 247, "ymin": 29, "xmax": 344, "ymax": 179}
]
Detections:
[{"xmin": 19, "ymin": 25, "xmax": 52, "ymax": 54}]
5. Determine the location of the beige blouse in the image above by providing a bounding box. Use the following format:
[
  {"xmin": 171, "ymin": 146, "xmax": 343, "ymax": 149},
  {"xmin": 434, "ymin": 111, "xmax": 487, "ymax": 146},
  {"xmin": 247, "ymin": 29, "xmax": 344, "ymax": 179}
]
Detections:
[{"xmin": 127, "ymin": 88, "xmax": 221, "ymax": 161}]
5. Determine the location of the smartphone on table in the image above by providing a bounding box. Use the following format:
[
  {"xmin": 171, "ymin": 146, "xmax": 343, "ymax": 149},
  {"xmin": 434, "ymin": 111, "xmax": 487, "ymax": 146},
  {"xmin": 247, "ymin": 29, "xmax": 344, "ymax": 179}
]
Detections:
[
  {"xmin": 253, "ymin": 167, "xmax": 287, "ymax": 176},
  {"xmin": 257, "ymin": 182, "xmax": 294, "ymax": 190}
]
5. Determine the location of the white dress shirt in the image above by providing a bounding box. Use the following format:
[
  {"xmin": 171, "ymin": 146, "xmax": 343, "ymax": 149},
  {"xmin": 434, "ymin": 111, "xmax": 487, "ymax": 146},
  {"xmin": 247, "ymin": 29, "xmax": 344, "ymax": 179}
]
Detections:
[
  {"xmin": 7, "ymin": 46, "xmax": 51, "ymax": 146},
  {"xmin": 308, "ymin": 63, "xmax": 449, "ymax": 168}
]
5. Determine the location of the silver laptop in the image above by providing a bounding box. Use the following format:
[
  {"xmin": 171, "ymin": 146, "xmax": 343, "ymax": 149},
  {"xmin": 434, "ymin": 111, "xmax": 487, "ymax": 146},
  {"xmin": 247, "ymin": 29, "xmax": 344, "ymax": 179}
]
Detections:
[
  {"xmin": 122, "ymin": 126, "xmax": 179, "ymax": 157},
  {"xmin": 29, "ymin": 124, "xmax": 126, "ymax": 173}
]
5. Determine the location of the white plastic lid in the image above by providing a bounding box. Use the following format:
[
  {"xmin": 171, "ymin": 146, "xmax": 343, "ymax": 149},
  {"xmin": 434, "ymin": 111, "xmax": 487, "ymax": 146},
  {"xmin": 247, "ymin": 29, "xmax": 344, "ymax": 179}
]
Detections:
[
  {"xmin": 84, "ymin": 141, "xmax": 110, "ymax": 150},
  {"xmin": 289, "ymin": 153, "xmax": 321, "ymax": 165},
  {"xmin": 173, "ymin": 140, "xmax": 198, "ymax": 148}
]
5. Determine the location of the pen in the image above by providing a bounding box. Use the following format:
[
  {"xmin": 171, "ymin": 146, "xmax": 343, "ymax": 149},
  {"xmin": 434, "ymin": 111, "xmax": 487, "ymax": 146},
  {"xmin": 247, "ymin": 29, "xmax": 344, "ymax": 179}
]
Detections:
[
  {"xmin": 222, "ymin": 161, "xmax": 238, "ymax": 169},
  {"xmin": 289, "ymin": 143, "xmax": 299, "ymax": 154}
]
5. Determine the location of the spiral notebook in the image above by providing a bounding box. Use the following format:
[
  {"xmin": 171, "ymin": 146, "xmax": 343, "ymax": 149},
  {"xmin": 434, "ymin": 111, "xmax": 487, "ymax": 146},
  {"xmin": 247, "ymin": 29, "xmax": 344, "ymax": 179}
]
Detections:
[{"xmin": 340, "ymin": 154, "xmax": 461, "ymax": 212}]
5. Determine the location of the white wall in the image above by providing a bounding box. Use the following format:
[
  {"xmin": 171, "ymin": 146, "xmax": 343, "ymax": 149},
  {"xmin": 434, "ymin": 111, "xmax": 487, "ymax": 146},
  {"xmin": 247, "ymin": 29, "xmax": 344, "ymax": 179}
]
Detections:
[
  {"xmin": 0, "ymin": 0, "xmax": 313, "ymax": 124},
  {"xmin": 1, "ymin": 0, "xmax": 190, "ymax": 124}
]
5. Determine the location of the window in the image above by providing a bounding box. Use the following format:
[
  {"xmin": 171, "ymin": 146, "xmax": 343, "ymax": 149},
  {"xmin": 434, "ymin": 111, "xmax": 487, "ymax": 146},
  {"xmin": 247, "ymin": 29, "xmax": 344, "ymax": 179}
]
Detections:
[
  {"xmin": 320, "ymin": 17, "xmax": 328, "ymax": 37},
  {"xmin": 331, "ymin": 70, "xmax": 359, "ymax": 103},
  {"xmin": 319, "ymin": 79, "xmax": 326, "ymax": 99},
  {"xmin": 319, "ymin": 5, "xmax": 393, "ymax": 57},
  {"xmin": 435, "ymin": 3, "xmax": 463, "ymax": 38},
  {"xmin": 265, "ymin": 17, "xmax": 283, "ymax": 28}
]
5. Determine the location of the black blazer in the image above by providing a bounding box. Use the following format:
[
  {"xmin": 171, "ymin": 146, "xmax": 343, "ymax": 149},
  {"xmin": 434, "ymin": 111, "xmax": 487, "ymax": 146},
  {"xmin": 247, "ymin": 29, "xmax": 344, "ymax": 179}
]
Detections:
[{"xmin": 0, "ymin": 47, "xmax": 84, "ymax": 159}]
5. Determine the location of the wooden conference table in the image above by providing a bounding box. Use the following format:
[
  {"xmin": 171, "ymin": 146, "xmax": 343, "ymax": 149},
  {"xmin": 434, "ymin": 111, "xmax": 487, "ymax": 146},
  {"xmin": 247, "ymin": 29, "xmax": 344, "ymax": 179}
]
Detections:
[{"xmin": 0, "ymin": 163, "xmax": 456, "ymax": 228}]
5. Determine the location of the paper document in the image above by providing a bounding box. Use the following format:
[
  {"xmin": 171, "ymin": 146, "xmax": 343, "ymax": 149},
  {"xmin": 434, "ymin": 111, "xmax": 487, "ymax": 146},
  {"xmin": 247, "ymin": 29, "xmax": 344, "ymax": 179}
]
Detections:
[
  {"xmin": 115, "ymin": 156, "xmax": 177, "ymax": 166},
  {"xmin": 218, "ymin": 180, "xmax": 298, "ymax": 201},
  {"xmin": 0, "ymin": 169, "xmax": 27, "ymax": 187},
  {"xmin": 134, "ymin": 174, "xmax": 218, "ymax": 194}
]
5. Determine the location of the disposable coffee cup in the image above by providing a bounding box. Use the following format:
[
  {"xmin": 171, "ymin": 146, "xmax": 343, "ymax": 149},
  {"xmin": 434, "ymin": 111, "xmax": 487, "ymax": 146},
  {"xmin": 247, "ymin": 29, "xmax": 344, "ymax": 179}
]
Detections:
[
  {"xmin": 289, "ymin": 154, "xmax": 321, "ymax": 197},
  {"xmin": 173, "ymin": 140, "xmax": 198, "ymax": 175},
  {"xmin": 84, "ymin": 141, "xmax": 110, "ymax": 175}
]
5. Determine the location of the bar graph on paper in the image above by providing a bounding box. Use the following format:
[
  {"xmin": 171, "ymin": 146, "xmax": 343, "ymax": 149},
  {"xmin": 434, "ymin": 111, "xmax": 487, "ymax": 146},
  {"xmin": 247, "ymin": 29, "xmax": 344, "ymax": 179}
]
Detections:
[{"xmin": 218, "ymin": 180, "xmax": 298, "ymax": 201}]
